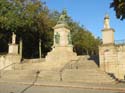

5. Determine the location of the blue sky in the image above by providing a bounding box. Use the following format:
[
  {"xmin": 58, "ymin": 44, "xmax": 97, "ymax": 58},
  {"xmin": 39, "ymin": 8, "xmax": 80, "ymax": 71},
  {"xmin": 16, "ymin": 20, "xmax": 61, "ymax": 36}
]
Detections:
[{"xmin": 42, "ymin": 0, "xmax": 125, "ymax": 40}]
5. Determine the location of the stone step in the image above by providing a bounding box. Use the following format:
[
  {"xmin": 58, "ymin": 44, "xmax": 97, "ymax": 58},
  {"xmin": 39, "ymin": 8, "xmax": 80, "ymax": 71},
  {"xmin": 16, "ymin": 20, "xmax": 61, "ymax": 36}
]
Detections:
[
  {"xmin": 62, "ymin": 69, "xmax": 114, "ymax": 83},
  {"xmin": 0, "ymin": 70, "xmax": 61, "ymax": 81},
  {"xmin": 0, "ymin": 55, "xmax": 115, "ymax": 84},
  {"xmin": 63, "ymin": 69, "xmax": 111, "ymax": 76},
  {"xmin": 62, "ymin": 79, "xmax": 114, "ymax": 83}
]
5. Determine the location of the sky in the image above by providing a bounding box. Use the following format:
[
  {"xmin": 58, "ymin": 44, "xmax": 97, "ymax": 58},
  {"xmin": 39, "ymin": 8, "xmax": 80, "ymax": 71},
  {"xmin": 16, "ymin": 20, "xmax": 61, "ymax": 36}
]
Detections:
[{"xmin": 42, "ymin": 0, "xmax": 125, "ymax": 40}]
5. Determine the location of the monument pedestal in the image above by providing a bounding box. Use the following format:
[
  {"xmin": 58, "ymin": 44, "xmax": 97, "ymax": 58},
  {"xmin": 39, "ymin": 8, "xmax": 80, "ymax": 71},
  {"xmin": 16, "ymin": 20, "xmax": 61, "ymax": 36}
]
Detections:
[
  {"xmin": 46, "ymin": 46, "xmax": 77, "ymax": 63},
  {"xmin": 44, "ymin": 46, "xmax": 77, "ymax": 70},
  {"xmin": 8, "ymin": 44, "xmax": 18, "ymax": 54}
]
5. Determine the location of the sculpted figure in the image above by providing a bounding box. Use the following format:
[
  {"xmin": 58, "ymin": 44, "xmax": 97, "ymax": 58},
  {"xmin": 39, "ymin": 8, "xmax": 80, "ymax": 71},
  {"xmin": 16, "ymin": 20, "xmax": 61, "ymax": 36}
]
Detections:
[
  {"xmin": 104, "ymin": 14, "xmax": 110, "ymax": 29},
  {"xmin": 55, "ymin": 32, "xmax": 60, "ymax": 44},
  {"xmin": 12, "ymin": 32, "xmax": 16, "ymax": 44},
  {"xmin": 68, "ymin": 33, "xmax": 72, "ymax": 44},
  {"xmin": 57, "ymin": 9, "xmax": 68, "ymax": 24}
]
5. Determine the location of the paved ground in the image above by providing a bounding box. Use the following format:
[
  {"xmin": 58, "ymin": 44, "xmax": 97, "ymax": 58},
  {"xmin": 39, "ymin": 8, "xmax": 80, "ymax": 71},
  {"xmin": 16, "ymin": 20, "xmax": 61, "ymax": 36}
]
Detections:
[
  {"xmin": 0, "ymin": 82, "xmax": 124, "ymax": 93},
  {"xmin": 0, "ymin": 80, "xmax": 125, "ymax": 93}
]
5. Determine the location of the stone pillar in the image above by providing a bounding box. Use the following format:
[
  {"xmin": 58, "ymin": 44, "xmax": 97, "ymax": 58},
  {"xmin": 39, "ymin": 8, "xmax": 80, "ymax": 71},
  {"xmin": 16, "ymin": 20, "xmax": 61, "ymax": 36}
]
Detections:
[
  {"xmin": 39, "ymin": 39, "xmax": 42, "ymax": 58},
  {"xmin": 101, "ymin": 14, "xmax": 115, "ymax": 45}
]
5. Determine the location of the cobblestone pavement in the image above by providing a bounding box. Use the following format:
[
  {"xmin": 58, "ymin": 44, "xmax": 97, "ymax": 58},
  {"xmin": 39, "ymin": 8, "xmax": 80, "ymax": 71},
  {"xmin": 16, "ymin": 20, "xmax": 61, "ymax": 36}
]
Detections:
[{"xmin": 0, "ymin": 82, "xmax": 125, "ymax": 93}]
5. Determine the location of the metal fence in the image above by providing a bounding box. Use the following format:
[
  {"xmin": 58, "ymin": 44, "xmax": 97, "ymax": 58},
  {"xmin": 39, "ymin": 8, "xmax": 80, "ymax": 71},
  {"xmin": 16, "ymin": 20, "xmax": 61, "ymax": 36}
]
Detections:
[{"xmin": 115, "ymin": 40, "xmax": 125, "ymax": 45}]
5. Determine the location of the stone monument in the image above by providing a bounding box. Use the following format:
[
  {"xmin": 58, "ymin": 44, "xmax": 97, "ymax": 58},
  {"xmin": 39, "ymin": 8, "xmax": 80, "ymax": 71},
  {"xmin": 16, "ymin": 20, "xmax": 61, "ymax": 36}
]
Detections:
[
  {"xmin": 4, "ymin": 32, "xmax": 21, "ymax": 70},
  {"xmin": 45, "ymin": 10, "xmax": 77, "ymax": 70}
]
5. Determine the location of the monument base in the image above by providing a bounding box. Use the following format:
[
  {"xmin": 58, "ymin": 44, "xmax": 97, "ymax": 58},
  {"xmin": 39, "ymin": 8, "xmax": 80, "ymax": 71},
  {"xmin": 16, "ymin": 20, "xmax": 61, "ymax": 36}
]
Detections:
[
  {"xmin": 44, "ymin": 46, "xmax": 77, "ymax": 70},
  {"xmin": 8, "ymin": 44, "xmax": 18, "ymax": 54}
]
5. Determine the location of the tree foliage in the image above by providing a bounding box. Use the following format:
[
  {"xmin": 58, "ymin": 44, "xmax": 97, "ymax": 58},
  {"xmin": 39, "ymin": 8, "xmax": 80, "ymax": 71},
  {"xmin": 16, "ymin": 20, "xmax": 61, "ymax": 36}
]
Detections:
[
  {"xmin": 110, "ymin": 0, "xmax": 125, "ymax": 20},
  {"xmin": 0, "ymin": 0, "xmax": 101, "ymax": 58}
]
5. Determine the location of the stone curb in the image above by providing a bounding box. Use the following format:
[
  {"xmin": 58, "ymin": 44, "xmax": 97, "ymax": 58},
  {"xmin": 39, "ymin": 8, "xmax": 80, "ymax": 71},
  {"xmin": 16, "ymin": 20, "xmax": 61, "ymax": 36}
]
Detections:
[{"xmin": 0, "ymin": 81, "xmax": 125, "ymax": 92}]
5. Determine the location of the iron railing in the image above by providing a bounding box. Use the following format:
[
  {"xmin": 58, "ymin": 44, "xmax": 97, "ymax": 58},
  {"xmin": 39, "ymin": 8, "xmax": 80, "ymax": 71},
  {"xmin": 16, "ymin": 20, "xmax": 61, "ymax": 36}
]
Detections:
[{"xmin": 115, "ymin": 40, "xmax": 125, "ymax": 45}]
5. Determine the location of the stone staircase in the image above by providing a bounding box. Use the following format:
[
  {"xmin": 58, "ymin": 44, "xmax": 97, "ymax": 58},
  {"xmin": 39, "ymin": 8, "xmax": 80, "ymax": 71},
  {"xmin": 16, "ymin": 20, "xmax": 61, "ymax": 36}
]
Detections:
[
  {"xmin": 62, "ymin": 56, "xmax": 115, "ymax": 83},
  {"xmin": 0, "ymin": 56, "xmax": 115, "ymax": 84}
]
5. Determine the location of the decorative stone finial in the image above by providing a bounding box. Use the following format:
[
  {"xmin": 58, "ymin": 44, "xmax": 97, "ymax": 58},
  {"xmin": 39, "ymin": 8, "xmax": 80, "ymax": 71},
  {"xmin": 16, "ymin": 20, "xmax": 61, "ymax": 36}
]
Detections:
[
  {"xmin": 12, "ymin": 32, "xmax": 16, "ymax": 44},
  {"xmin": 104, "ymin": 14, "xmax": 109, "ymax": 19},
  {"xmin": 104, "ymin": 14, "xmax": 110, "ymax": 29},
  {"xmin": 57, "ymin": 9, "xmax": 68, "ymax": 24}
]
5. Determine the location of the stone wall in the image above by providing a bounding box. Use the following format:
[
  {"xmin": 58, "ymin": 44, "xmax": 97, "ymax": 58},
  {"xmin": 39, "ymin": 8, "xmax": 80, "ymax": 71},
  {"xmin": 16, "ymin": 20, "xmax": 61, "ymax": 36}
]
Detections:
[
  {"xmin": 0, "ymin": 54, "xmax": 21, "ymax": 70},
  {"xmin": 99, "ymin": 44, "xmax": 125, "ymax": 80},
  {"xmin": 0, "ymin": 55, "xmax": 5, "ymax": 69}
]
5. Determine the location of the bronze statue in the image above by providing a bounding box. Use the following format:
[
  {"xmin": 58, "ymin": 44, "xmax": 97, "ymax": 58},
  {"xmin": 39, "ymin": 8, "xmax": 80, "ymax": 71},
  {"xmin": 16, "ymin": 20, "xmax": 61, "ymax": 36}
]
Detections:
[
  {"xmin": 55, "ymin": 32, "xmax": 60, "ymax": 44},
  {"xmin": 68, "ymin": 33, "xmax": 72, "ymax": 45},
  {"xmin": 57, "ymin": 9, "xmax": 68, "ymax": 24},
  {"xmin": 12, "ymin": 32, "xmax": 16, "ymax": 44}
]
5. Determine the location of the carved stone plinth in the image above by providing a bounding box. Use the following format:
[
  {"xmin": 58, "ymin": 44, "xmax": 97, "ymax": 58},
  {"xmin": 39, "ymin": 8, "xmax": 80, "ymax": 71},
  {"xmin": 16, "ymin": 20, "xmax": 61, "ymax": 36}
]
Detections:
[{"xmin": 8, "ymin": 44, "xmax": 18, "ymax": 54}]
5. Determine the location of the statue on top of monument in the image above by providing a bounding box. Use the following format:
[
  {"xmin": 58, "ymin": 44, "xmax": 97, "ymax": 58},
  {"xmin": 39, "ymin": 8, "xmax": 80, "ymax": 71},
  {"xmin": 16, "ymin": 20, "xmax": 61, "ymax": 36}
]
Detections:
[
  {"xmin": 12, "ymin": 32, "xmax": 16, "ymax": 44},
  {"xmin": 57, "ymin": 9, "xmax": 68, "ymax": 24},
  {"xmin": 104, "ymin": 14, "xmax": 110, "ymax": 29}
]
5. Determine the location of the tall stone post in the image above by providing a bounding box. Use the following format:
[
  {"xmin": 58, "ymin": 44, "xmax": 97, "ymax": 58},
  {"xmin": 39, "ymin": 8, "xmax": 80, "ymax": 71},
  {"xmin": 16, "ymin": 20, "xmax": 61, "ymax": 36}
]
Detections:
[
  {"xmin": 39, "ymin": 39, "xmax": 42, "ymax": 58},
  {"xmin": 19, "ymin": 38, "xmax": 23, "ymax": 59}
]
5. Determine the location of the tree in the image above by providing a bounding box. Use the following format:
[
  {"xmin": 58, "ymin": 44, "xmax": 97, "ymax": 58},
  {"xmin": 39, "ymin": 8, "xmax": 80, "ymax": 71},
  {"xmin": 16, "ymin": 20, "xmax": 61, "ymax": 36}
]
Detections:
[
  {"xmin": 110, "ymin": 0, "xmax": 125, "ymax": 20},
  {"xmin": 0, "ymin": 0, "xmax": 54, "ymax": 58},
  {"xmin": 0, "ymin": 0, "xmax": 101, "ymax": 58}
]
